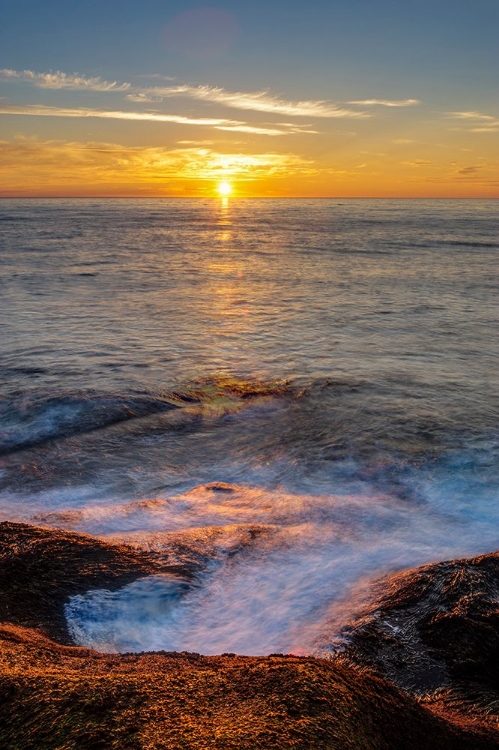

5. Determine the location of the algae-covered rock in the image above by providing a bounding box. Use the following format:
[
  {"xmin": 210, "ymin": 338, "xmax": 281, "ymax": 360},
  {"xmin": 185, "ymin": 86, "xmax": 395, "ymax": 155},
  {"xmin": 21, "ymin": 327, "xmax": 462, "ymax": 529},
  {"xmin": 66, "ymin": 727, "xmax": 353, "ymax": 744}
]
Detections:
[
  {"xmin": 0, "ymin": 522, "xmax": 189, "ymax": 643},
  {"xmin": 0, "ymin": 624, "xmax": 490, "ymax": 750},
  {"xmin": 0, "ymin": 523, "xmax": 498, "ymax": 748}
]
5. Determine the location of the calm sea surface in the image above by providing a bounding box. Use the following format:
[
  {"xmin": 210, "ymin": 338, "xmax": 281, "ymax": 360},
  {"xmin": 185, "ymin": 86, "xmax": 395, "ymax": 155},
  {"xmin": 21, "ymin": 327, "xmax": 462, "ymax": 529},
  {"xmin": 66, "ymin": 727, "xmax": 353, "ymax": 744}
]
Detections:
[{"xmin": 1, "ymin": 198, "xmax": 498, "ymax": 655}]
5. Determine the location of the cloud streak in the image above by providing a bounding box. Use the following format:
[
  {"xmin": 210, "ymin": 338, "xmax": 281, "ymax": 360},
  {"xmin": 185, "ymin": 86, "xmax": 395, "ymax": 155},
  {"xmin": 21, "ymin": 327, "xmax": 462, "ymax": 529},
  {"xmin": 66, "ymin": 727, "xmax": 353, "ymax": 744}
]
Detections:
[
  {"xmin": 0, "ymin": 68, "xmax": 370, "ymax": 118},
  {"xmin": 349, "ymin": 99, "xmax": 420, "ymax": 107},
  {"xmin": 0, "ymin": 103, "xmax": 300, "ymax": 135},
  {"xmin": 215, "ymin": 124, "xmax": 294, "ymax": 136},
  {"xmin": 126, "ymin": 93, "xmax": 164, "ymax": 103},
  {"xmin": 0, "ymin": 68, "xmax": 130, "ymax": 91},
  {"xmin": 145, "ymin": 84, "xmax": 369, "ymax": 118},
  {"xmin": 1, "ymin": 68, "xmax": 425, "ymax": 126},
  {"xmin": 447, "ymin": 111, "xmax": 496, "ymax": 121},
  {"xmin": 446, "ymin": 110, "xmax": 499, "ymax": 133},
  {"xmin": 0, "ymin": 103, "xmax": 235, "ymax": 125}
]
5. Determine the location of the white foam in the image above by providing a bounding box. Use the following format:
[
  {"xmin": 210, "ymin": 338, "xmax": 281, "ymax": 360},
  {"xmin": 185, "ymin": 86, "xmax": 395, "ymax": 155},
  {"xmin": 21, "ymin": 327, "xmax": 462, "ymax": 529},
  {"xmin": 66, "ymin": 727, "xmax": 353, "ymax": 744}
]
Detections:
[
  {"xmin": 65, "ymin": 575, "xmax": 189, "ymax": 653},
  {"xmin": 64, "ymin": 457, "xmax": 499, "ymax": 656}
]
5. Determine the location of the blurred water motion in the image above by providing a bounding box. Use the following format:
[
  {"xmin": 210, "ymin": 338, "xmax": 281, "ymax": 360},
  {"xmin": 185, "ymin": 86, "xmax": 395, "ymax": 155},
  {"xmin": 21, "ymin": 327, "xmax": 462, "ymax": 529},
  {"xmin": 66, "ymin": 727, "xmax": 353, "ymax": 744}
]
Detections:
[{"xmin": 1, "ymin": 198, "xmax": 498, "ymax": 654}]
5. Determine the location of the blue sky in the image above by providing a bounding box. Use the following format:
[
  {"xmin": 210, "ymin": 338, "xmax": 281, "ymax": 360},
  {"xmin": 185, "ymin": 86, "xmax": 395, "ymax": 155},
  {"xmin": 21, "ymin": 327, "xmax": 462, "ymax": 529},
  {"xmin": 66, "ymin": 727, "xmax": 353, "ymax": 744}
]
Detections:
[
  {"xmin": 2, "ymin": 0, "xmax": 498, "ymax": 94},
  {"xmin": 1, "ymin": 0, "xmax": 498, "ymax": 196}
]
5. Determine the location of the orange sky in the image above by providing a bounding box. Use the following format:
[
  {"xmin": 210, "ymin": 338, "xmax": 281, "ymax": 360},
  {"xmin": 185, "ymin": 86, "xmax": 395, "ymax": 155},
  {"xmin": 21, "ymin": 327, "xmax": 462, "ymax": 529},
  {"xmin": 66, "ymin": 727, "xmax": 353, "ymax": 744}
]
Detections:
[
  {"xmin": 1, "ymin": 123, "xmax": 497, "ymax": 198},
  {"xmin": 1, "ymin": 2, "xmax": 498, "ymax": 198}
]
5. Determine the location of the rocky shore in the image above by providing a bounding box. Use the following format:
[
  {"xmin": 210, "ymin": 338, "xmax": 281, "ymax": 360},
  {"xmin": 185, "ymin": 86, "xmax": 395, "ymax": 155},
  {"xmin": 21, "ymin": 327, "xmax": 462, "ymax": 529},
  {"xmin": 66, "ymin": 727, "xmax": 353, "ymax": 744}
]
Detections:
[{"xmin": 1, "ymin": 522, "xmax": 498, "ymax": 749}]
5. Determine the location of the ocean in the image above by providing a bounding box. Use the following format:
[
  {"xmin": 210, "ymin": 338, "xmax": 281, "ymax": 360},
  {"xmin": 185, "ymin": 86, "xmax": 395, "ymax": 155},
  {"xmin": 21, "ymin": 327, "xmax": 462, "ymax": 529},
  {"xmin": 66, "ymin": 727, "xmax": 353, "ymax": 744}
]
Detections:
[{"xmin": 1, "ymin": 198, "xmax": 498, "ymax": 656}]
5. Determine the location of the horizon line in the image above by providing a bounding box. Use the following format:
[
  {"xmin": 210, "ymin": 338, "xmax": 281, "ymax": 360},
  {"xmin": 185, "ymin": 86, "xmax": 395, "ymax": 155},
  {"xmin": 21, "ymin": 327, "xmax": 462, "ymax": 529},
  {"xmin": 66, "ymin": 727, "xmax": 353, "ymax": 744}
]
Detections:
[{"xmin": 0, "ymin": 195, "xmax": 497, "ymax": 200}]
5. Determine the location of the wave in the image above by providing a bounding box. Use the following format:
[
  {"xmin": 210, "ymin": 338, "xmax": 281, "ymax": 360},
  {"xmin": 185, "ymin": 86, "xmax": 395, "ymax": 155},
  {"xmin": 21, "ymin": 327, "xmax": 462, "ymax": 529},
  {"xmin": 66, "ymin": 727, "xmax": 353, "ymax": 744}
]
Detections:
[
  {"xmin": 0, "ymin": 378, "xmax": 296, "ymax": 456},
  {"xmin": 390, "ymin": 238, "xmax": 499, "ymax": 250},
  {"xmin": 437, "ymin": 239, "xmax": 499, "ymax": 249},
  {"xmin": 0, "ymin": 391, "xmax": 178, "ymax": 454}
]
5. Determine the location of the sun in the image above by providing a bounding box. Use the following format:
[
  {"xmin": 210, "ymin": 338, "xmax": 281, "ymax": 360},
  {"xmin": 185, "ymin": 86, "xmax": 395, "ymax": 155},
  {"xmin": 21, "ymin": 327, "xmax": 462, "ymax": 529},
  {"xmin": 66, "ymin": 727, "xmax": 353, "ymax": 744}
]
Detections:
[{"xmin": 217, "ymin": 181, "xmax": 232, "ymax": 197}]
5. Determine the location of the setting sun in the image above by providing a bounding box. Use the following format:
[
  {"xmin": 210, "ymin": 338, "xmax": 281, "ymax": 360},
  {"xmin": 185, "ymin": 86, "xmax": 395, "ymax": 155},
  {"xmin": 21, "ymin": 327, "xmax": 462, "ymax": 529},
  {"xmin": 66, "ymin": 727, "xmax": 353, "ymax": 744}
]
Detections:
[{"xmin": 217, "ymin": 181, "xmax": 232, "ymax": 197}]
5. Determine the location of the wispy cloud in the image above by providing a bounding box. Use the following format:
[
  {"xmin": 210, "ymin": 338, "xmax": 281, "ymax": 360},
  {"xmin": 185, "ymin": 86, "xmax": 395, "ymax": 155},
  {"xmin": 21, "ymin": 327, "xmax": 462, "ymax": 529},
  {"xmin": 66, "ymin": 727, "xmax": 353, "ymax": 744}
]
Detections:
[
  {"xmin": 446, "ymin": 110, "xmax": 499, "ymax": 133},
  {"xmin": 397, "ymin": 158, "xmax": 496, "ymax": 187},
  {"xmin": 134, "ymin": 74, "xmax": 176, "ymax": 81},
  {"xmin": 0, "ymin": 68, "xmax": 424, "ymax": 124},
  {"xmin": 457, "ymin": 166, "xmax": 480, "ymax": 175},
  {"xmin": 126, "ymin": 93, "xmax": 163, "ymax": 103},
  {"xmin": 452, "ymin": 163, "xmax": 499, "ymax": 184},
  {"xmin": 402, "ymin": 159, "xmax": 435, "ymax": 167},
  {"xmin": 447, "ymin": 111, "xmax": 496, "ymax": 121},
  {"xmin": 276, "ymin": 122, "xmax": 319, "ymax": 134},
  {"xmin": 215, "ymin": 124, "xmax": 294, "ymax": 136},
  {"xmin": 0, "ymin": 68, "xmax": 370, "ymax": 118},
  {"xmin": 0, "ymin": 103, "xmax": 299, "ymax": 135},
  {"xmin": 144, "ymin": 84, "xmax": 369, "ymax": 118},
  {"xmin": 349, "ymin": 99, "xmax": 420, "ymax": 107},
  {"xmin": 217, "ymin": 122, "xmax": 318, "ymax": 136},
  {"xmin": 0, "ymin": 68, "xmax": 130, "ymax": 91},
  {"xmin": 0, "ymin": 103, "xmax": 235, "ymax": 126}
]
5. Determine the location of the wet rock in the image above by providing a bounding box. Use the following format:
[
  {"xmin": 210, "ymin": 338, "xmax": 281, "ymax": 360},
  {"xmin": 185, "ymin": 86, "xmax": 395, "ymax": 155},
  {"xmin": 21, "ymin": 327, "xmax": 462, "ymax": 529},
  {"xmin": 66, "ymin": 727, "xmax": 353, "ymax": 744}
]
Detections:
[
  {"xmin": 0, "ymin": 522, "xmax": 190, "ymax": 643},
  {"xmin": 341, "ymin": 550, "xmax": 499, "ymax": 731},
  {"xmin": 0, "ymin": 523, "xmax": 498, "ymax": 748}
]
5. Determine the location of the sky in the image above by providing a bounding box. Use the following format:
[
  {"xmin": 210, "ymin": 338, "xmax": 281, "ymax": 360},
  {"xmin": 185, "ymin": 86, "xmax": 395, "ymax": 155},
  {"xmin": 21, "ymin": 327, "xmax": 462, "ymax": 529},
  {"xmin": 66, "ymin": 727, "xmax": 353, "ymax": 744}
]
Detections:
[{"xmin": 0, "ymin": 0, "xmax": 498, "ymax": 197}]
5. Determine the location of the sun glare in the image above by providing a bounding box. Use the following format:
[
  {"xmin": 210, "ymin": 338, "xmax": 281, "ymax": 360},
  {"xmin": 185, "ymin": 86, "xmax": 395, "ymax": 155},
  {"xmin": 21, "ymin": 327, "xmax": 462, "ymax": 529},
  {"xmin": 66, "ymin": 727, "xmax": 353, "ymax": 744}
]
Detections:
[{"xmin": 218, "ymin": 181, "xmax": 232, "ymax": 197}]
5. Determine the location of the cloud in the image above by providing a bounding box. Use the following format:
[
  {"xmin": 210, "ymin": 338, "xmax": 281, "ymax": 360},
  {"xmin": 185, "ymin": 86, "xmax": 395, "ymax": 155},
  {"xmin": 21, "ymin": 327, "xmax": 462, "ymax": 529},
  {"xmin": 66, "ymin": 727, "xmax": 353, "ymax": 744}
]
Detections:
[
  {"xmin": 276, "ymin": 122, "xmax": 319, "ymax": 134},
  {"xmin": 188, "ymin": 150, "xmax": 313, "ymax": 179},
  {"xmin": 0, "ymin": 68, "xmax": 130, "ymax": 91},
  {"xmin": 0, "ymin": 137, "xmax": 313, "ymax": 194},
  {"xmin": 452, "ymin": 164, "xmax": 499, "ymax": 183},
  {"xmin": 126, "ymin": 93, "xmax": 163, "ymax": 103},
  {"xmin": 349, "ymin": 99, "xmax": 420, "ymax": 107},
  {"xmin": 468, "ymin": 126, "xmax": 499, "ymax": 133},
  {"xmin": 446, "ymin": 110, "xmax": 499, "ymax": 133},
  {"xmin": 144, "ymin": 84, "xmax": 369, "ymax": 118},
  {"xmin": 402, "ymin": 160, "xmax": 435, "ymax": 167},
  {"xmin": 447, "ymin": 111, "xmax": 496, "ymax": 121},
  {"xmin": 215, "ymin": 124, "xmax": 294, "ymax": 136},
  {"xmin": 0, "ymin": 103, "xmax": 296, "ymax": 134},
  {"xmin": 0, "ymin": 67, "xmax": 422, "ymax": 125},
  {"xmin": 215, "ymin": 122, "xmax": 317, "ymax": 136},
  {"xmin": 457, "ymin": 166, "xmax": 480, "ymax": 175},
  {"xmin": 135, "ymin": 74, "xmax": 177, "ymax": 81}
]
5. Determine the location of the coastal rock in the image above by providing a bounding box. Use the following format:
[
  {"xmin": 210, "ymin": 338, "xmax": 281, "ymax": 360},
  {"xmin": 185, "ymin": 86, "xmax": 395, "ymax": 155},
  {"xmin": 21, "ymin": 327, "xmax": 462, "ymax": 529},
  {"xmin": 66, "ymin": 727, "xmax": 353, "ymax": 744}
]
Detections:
[
  {"xmin": 341, "ymin": 551, "xmax": 499, "ymax": 691},
  {"xmin": 0, "ymin": 522, "xmax": 190, "ymax": 643},
  {"xmin": 0, "ymin": 522, "xmax": 498, "ymax": 748},
  {"xmin": 341, "ymin": 550, "xmax": 499, "ymax": 733},
  {"xmin": 0, "ymin": 624, "xmax": 490, "ymax": 750}
]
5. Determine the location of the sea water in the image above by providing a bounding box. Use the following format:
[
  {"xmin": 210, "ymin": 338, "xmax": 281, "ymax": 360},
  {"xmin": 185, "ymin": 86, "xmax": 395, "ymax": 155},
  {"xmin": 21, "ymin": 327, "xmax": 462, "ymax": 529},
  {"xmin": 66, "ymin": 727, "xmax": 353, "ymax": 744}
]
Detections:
[{"xmin": 1, "ymin": 198, "xmax": 498, "ymax": 655}]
